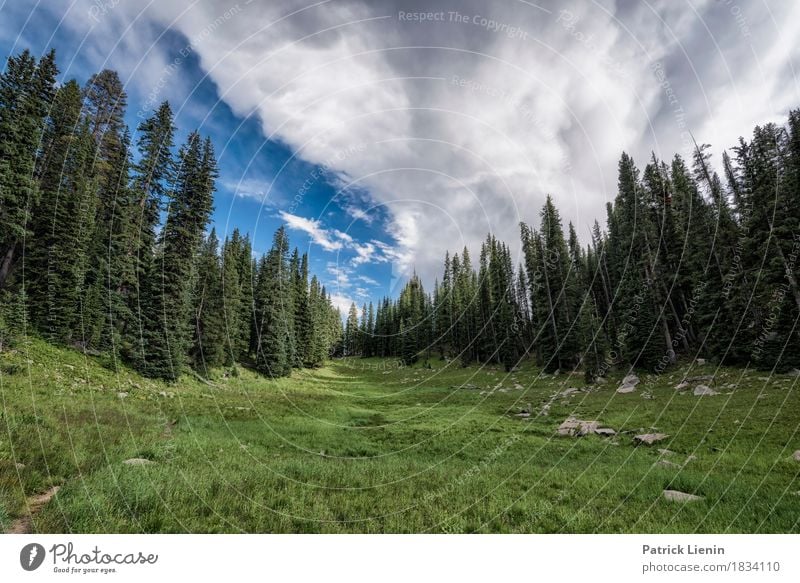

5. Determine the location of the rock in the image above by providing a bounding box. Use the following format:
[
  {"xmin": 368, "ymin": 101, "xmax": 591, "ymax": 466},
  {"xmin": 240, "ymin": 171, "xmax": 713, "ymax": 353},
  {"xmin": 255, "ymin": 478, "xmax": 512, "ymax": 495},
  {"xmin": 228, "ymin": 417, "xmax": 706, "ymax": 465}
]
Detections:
[
  {"xmin": 693, "ymin": 385, "xmax": 718, "ymax": 396},
  {"xmin": 686, "ymin": 375, "xmax": 715, "ymax": 383},
  {"xmin": 15, "ymin": 462, "xmax": 25, "ymax": 469},
  {"xmin": 117, "ymin": 392, "xmax": 129, "ymax": 399},
  {"xmin": 663, "ymin": 489, "xmax": 703, "ymax": 502},
  {"xmin": 594, "ymin": 427, "xmax": 616, "ymax": 436},
  {"xmin": 617, "ymin": 385, "xmax": 636, "ymax": 394},
  {"xmin": 655, "ymin": 459, "xmax": 682, "ymax": 469},
  {"xmin": 594, "ymin": 377, "xmax": 608, "ymax": 385},
  {"xmin": 696, "ymin": 358, "xmax": 706, "ymax": 365},
  {"xmin": 561, "ymin": 387, "xmax": 580, "ymax": 397},
  {"xmin": 634, "ymin": 433, "xmax": 669, "ymax": 445},
  {"xmin": 159, "ymin": 391, "xmax": 167, "ymax": 397},
  {"xmin": 622, "ymin": 374, "xmax": 640, "ymax": 386},
  {"xmin": 788, "ymin": 369, "xmax": 800, "ymax": 377},
  {"xmin": 557, "ymin": 417, "xmax": 615, "ymax": 437},
  {"xmin": 515, "ymin": 412, "xmax": 531, "ymax": 418},
  {"xmin": 123, "ymin": 458, "xmax": 155, "ymax": 466},
  {"xmin": 557, "ymin": 417, "xmax": 599, "ymax": 437},
  {"xmin": 793, "ymin": 450, "xmax": 800, "ymax": 462},
  {"xmin": 657, "ymin": 448, "xmax": 676, "ymax": 456},
  {"xmin": 514, "ymin": 383, "xmax": 524, "ymax": 390},
  {"xmin": 674, "ymin": 382, "xmax": 689, "ymax": 390}
]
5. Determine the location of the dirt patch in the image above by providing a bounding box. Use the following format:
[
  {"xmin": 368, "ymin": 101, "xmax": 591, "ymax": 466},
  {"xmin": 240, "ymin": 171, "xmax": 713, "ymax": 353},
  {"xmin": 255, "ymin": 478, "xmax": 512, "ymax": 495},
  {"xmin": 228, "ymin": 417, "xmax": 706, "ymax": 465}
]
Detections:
[{"xmin": 7, "ymin": 485, "xmax": 60, "ymax": 534}]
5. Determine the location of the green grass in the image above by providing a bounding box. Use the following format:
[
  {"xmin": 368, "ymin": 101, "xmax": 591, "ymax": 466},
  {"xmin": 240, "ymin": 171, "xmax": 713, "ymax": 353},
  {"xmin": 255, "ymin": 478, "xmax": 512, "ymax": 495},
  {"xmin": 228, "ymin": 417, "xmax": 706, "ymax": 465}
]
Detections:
[{"xmin": 1, "ymin": 338, "xmax": 799, "ymax": 533}]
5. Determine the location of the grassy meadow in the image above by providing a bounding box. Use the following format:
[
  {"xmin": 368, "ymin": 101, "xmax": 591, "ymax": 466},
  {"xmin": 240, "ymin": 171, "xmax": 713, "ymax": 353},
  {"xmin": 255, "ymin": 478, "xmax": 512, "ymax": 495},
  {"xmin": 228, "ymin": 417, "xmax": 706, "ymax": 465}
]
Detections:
[{"xmin": 1, "ymin": 338, "xmax": 799, "ymax": 533}]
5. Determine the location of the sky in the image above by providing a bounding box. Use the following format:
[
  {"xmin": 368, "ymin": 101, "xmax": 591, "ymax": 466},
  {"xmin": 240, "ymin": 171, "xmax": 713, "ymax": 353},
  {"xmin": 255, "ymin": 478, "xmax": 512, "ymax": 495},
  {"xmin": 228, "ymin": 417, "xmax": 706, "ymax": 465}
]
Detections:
[{"xmin": 1, "ymin": 0, "xmax": 798, "ymax": 312}]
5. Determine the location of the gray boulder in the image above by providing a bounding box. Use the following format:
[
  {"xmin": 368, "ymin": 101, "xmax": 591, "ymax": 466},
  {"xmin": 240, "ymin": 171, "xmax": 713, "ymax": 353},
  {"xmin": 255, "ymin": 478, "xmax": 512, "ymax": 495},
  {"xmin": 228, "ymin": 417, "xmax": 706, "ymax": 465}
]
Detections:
[
  {"xmin": 634, "ymin": 433, "xmax": 669, "ymax": 445},
  {"xmin": 663, "ymin": 489, "xmax": 703, "ymax": 502}
]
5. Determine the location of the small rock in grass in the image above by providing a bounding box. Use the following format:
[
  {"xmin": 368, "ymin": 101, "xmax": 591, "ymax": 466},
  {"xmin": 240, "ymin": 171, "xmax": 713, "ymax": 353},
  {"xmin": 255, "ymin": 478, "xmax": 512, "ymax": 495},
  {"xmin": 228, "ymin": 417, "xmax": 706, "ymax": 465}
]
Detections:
[
  {"xmin": 634, "ymin": 433, "xmax": 669, "ymax": 445},
  {"xmin": 557, "ymin": 417, "xmax": 598, "ymax": 437},
  {"xmin": 594, "ymin": 377, "xmax": 608, "ymax": 385},
  {"xmin": 594, "ymin": 427, "xmax": 616, "ymax": 436},
  {"xmin": 515, "ymin": 412, "xmax": 531, "ymax": 418},
  {"xmin": 655, "ymin": 459, "xmax": 682, "ymax": 469},
  {"xmin": 674, "ymin": 382, "xmax": 690, "ymax": 390},
  {"xmin": 123, "ymin": 458, "xmax": 155, "ymax": 466},
  {"xmin": 561, "ymin": 387, "xmax": 580, "ymax": 397},
  {"xmin": 117, "ymin": 392, "xmax": 129, "ymax": 399},
  {"xmin": 693, "ymin": 385, "xmax": 718, "ymax": 396},
  {"xmin": 622, "ymin": 374, "xmax": 640, "ymax": 386},
  {"xmin": 657, "ymin": 448, "xmax": 676, "ymax": 456},
  {"xmin": 793, "ymin": 450, "xmax": 800, "ymax": 462},
  {"xmin": 15, "ymin": 462, "xmax": 25, "ymax": 469},
  {"xmin": 663, "ymin": 489, "xmax": 703, "ymax": 502},
  {"xmin": 617, "ymin": 385, "xmax": 636, "ymax": 394},
  {"xmin": 696, "ymin": 358, "xmax": 706, "ymax": 366},
  {"xmin": 787, "ymin": 369, "xmax": 800, "ymax": 377}
]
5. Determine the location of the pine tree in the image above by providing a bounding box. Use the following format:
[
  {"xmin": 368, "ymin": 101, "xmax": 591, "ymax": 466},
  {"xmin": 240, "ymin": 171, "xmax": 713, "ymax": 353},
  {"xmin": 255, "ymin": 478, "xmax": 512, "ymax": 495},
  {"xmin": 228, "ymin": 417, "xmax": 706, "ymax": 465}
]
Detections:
[
  {"xmin": 253, "ymin": 226, "xmax": 293, "ymax": 377},
  {"xmin": 139, "ymin": 132, "xmax": 216, "ymax": 380},
  {"xmin": 190, "ymin": 229, "xmax": 226, "ymax": 373},
  {"xmin": 0, "ymin": 49, "xmax": 57, "ymax": 287}
]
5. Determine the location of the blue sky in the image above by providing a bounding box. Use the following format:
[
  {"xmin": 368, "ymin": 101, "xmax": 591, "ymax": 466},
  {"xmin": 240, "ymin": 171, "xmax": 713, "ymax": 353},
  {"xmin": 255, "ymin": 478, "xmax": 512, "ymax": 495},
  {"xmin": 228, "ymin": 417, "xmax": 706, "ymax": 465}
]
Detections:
[{"xmin": 2, "ymin": 0, "xmax": 798, "ymax": 311}]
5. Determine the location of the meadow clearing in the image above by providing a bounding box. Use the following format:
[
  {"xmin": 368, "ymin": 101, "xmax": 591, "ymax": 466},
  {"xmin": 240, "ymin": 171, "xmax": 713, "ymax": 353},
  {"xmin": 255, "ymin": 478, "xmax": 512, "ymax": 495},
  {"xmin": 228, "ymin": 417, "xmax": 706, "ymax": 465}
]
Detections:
[{"xmin": 1, "ymin": 339, "xmax": 798, "ymax": 533}]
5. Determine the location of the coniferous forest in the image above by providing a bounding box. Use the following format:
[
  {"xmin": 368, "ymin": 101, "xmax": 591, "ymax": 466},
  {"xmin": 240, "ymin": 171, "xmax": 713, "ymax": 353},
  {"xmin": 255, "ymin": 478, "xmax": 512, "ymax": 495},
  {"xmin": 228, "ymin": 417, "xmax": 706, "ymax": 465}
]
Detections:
[
  {"xmin": 0, "ymin": 49, "xmax": 343, "ymax": 380},
  {"xmin": 1, "ymin": 48, "xmax": 800, "ymax": 381}
]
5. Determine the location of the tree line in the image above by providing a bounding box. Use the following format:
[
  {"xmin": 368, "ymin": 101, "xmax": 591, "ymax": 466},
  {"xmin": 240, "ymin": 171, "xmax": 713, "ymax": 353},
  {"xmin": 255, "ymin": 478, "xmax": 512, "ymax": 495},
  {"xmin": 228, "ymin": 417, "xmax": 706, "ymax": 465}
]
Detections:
[
  {"xmin": 0, "ymin": 49, "xmax": 342, "ymax": 379},
  {"xmin": 344, "ymin": 109, "xmax": 800, "ymax": 377}
]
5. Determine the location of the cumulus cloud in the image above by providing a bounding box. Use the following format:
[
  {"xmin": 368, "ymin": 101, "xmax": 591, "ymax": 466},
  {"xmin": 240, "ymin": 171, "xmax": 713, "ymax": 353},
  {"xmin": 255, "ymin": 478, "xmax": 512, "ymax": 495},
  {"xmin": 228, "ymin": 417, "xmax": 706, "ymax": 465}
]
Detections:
[
  {"xmin": 280, "ymin": 211, "xmax": 346, "ymax": 251},
  {"xmin": 55, "ymin": 0, "xmax": 800, "ymax": 287}
]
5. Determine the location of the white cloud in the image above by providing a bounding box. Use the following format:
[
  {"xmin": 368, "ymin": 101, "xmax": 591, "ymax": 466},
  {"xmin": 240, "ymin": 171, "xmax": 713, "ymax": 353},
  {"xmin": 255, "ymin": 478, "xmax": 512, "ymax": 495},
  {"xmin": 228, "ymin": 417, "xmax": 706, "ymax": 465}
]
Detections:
[
  {"xmin": 55, "ymin": 0, "xmax": 800, "ymax": 287},
  {"xmin": 280, "ymin": 211, "xmax": 345, "ymax": 251}
]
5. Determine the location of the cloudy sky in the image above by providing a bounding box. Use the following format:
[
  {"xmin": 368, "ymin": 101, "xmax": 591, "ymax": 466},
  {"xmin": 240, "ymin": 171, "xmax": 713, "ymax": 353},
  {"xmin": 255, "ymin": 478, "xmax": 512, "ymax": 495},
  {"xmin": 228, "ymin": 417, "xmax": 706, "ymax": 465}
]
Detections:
[{"xmin": 2, "ymin": 0, "xmax": 798, "ymax": 310}]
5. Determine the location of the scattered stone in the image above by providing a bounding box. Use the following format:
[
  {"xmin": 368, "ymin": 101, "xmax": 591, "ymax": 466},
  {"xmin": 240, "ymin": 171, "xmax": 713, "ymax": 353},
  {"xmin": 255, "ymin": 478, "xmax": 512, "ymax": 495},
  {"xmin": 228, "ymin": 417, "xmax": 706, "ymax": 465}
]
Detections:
[
  {"xmin": 558, "ymin": 417, "xmax": 598, "ymax": 437},
  {"xmin": 657, "ymin": 448, "xmax": 676, "ymax": 456},
  {"xmin": 123, "ymin": 458, "xmax": 155, "ymax": 466},
  {"xmin": 117, "ymin": 392, "xmax": 129, "ymax": 399},
  {"xmin": 641, "ymin": 392, "xmax": 654, "ymax": 400},
  {"xmin": 514, "ymin": 412, "xmax": 531, "ymax": 418},
  {"xmin": 514, "ymin": 383, "xmax": 524, "ymax": 390},
  {"xmin": 15, "ymin": 462, "xmax": 25, "ymax": 469},
  {"xmin": 696, "ymin": 358, "xmax": 706, "ymax": 366},
  {"xmin": 788, "ymin": 369, "xmax": 800, "ymax": 377},
  {"xmin": 693, "ymin": 385, "xmax": 718, "ymax": 396},
  {"xmin": 622, "ymin": 374, "xmax": 640, "ymax": 386},
  {"xmin": 63, "ymin": 364, "xmax": 75, "ymax": 370},
  {"xmin": 686, "ymin": 375, "xmax": 715, "ymax": 383},
  {"xmin": 617, "ymin": 385, "xmax": 636, "ymax": 394},
  {"xmin": 594, "ymin": 427, "xmax": 617, "ymax": 436},
  {"xmin": 159, "ymin": 391, "xmax": 167, "ymax": 398},
  {"xmin": 634, "ymin": 433, "xmax": 669, "ymax": 445},
  {"xmin": 594, "ymin": 377, "xmax": 608, "ymax": 385},
  {"xmin": 674, "ymin": 382, "xmax": 689, "ymax": 390},
  {"xmin": 557, "ymin": 417, "xmax": 615, "ymax": 437},
  {"xmin": 561, "ymin": 387, "xmax": 580, "ymax": 397},
  {"xmin": 663, "ymin": 489, "xmax": 703, "ymax": 502},
  {"xmin": 793, "ymin": 450, "xmax": 800, "ymax": 462},
  {"xmin": 655, "ymin": 459, "xmax": 682, "ymax": 469}
]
